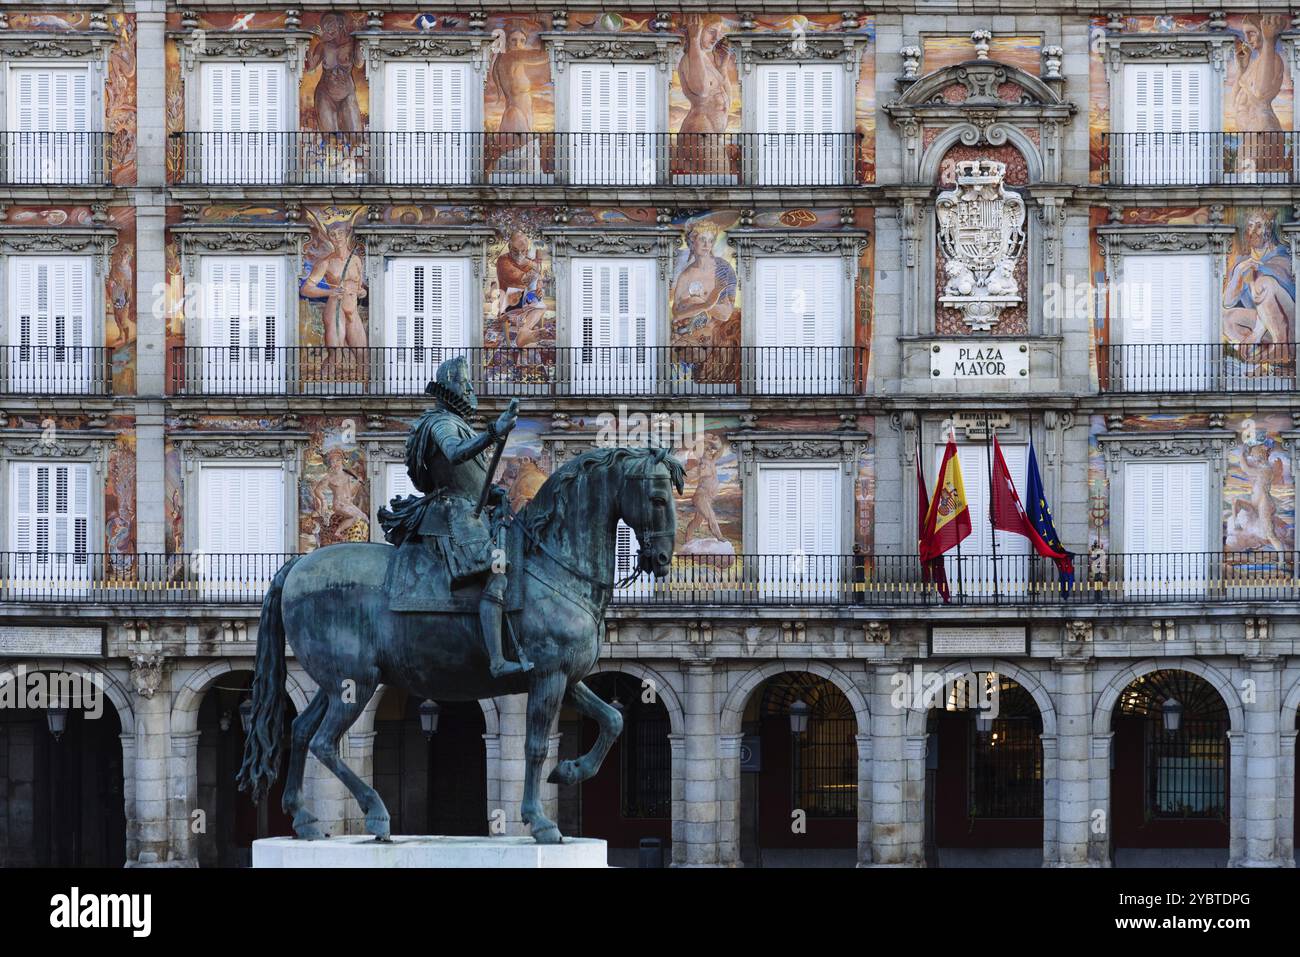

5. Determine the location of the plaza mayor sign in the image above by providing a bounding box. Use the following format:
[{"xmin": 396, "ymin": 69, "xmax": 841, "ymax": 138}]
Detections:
[{"xmin": 930, "ymin": 341, "xmax": 1029, "ymax": 380}]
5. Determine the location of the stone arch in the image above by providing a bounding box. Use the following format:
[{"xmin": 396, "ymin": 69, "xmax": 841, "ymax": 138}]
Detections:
[
  {"xmin": 919, "ymin": 124, "xmax": 1045, "ymax": 185},
  {"xmin": 588, "ymin": 660, "xmax": 685, "ymax": 736},
  {"xmin": 903, "ymin": 659, "xmax": 1057, "ymax": 737},
  {"xmin": 1092, "ymin": 658, "xmax": 1244, "ymax": 732},
  {"xmin": 720, "ymin": 660, "xmax": 869, "ymax": 737},
  {"xmin": 0, "ymin": 659, "xmax": 135, "ymax": 735},
  {"xmin": 1280, "ymin": 673, "xmax": 1300, "ymax": 720},
  {"xmin": 895, "ymin": 61, "xmax": 1068, "ymax": 111},
  {"xmin": 170, "ymin": 658, "xmax": 311, "ymax": 736},
  {"xmin": 352, "ymin": 684, "xmax": 501, "ymax": 737}
]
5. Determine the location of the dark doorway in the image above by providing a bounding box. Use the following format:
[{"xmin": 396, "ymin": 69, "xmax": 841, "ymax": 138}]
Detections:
[
  {"xmin": 1111, "ymin": 670, "xmax": 1229, "ymax": 866},
  {"xmin": 557, "ymin": 672, "xmax": 672, "ymax": 867},
  {"xmin": 0, "ymin": 676, "xmax": 125, "ymax": 867},
  {"xmin": 374, "ymin": 690, "xmax": 487, "ymax": 836},
  {"xmin": 740, "ymin": 672, "xmax": 857, "ymax": 867},
  {"xmin": 195, "ymin": 671, "xmax": 294, "ymax": 867},
  {"xmin": 925, "ymin": 673, "xmax": 1043, "ymax": 867}
]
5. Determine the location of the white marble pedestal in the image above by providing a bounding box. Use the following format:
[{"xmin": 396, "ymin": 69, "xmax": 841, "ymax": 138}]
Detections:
[{"xmin": 252, "ymin": 835, "xmax": 608, "ymax": 868}]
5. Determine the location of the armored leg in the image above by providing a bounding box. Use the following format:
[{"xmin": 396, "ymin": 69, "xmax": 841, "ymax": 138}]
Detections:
[{"xmin": 482, "ymin": 573, "xmax": 532, "ymax": 678}]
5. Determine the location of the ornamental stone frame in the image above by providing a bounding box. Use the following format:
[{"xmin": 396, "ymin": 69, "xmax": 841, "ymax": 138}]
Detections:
[
  {"xmin": 173, "ymin": 224, "xmax": 309, "ymax": 352},
  {"xmin": 0, "ymin": 429, "xmax": 113, "ymax": 552},
  {"xmin": 884, "ymin": 60, "xmax": 1074, "ymax": 343},
  {"xmin": 1096, "ymin": 224, "xmax": 1234, "ymax": 351},
  {"xmin": 1102, "ymin": 32, "xmax": 1232, "ymax": 135},
  {"xmin": 1096, "ymin": 429, "xmax": 1231, "ymax": 556},
  {"xmin": 357, "ymin": 226, "xmax": 493, "ymax": 352},
  {"xmin": 731, "ymin": 429, "xmax": 869, "ymax": 556},
  {"xmin": 176, "ymin": 432, "xmax": 307, "ymax": 554},
  {"xmin": 730, "ymin": 229, "xmax": 868, "ymax": 354},
  {"xmin": 0, "ymin": 27, "xmax": 116, "ymax": 140},
  {"xmin": 356, "ymin": 30, "xmax": 492, "ymax": 152},
  {"xmin": 0, "ymin": 227, "xmax": 118, "ymax": 354},
  {"xmin": 173, "ymin": 27, "xmax": 312, "ymax": 130},
  {"xmin": 544, "ymin": 228, "xmax": 677, "ymax": 361}
]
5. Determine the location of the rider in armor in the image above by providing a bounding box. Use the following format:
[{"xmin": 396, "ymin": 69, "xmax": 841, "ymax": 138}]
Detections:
[{"xmin": 380, "ymin": 355, "xmax": 533, "ymax": 678}]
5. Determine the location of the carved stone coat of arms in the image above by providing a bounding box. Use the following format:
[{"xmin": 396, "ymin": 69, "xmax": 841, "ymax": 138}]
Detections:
[{"xmin": 936, "ymin": 159, "xmax": 1026, "ymax": 331}]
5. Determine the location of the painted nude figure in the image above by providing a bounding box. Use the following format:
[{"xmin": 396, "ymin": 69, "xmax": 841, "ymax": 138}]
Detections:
[
  {"xmin": 1233, "ymin": 15, "xmax": 1287, "ymax": 175},
  {"xmin": 1222, "ymin": 211, "xmax": 1295, "ymax": 371},
  {"xmin": 672, "ymin": 222, "xmax": 738, "ymax": 383},
  {"xmin": 1229, "ymin": 442, "xmax": 1287, "ymax": 552},
  {"xmin": 684, "ymin": 433, "xmax": 726, "ymax": 542},
  {"xmin": 306, "ymin": 13, "xmax": 362, "ymax": 133},
  {"xmin": 311, "ymin": 448, "xmax": 370, "ymax": 542},
  {"xmin": 301, "ymin": 218, "xmax": 368, "ymax": 379},
  {"xmin": 488, "ymin": 25, "xmax": 551, "ymax": 175},
  {"xmin": 675, "ymin": 15, "xmax": 731, "ymax": 176},
  {"xmin": 496, "ymin": 230, "xmax": 548, "ymax": 348}
]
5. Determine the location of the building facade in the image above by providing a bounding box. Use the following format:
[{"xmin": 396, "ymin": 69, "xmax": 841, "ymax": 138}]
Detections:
[{"xmin": 0, "ymin": 1, "xmax": 1297, "ymax": 868}]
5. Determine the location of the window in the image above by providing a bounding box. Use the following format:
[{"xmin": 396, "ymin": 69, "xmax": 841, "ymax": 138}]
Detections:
[
  {"xmin": 1122, "ymin": 63, "xmax": 1211, "ymax": 185},
  {"xmin": 199, "ymin": 256, "xmax": 285, "ymax": 394},
  {"xmin": 7, "ymin": 461, "xmax": 91, "ymax": 595},
  {"xmin": 569, "ymin": 258, "xmax": 655, "ymax": 394},
  {"xmin": 200, "ymin": 62, "xmax": 288, "ymax": 184},
  {"xmin": 7, "ymin": 256, "xmax": 93, "ymax": 394},
  {"xmin": 934, "ymin": 442, "xmax": 1031, "ymax": 596},
  {"xmin": 384, "ymin": 62, "xmax": 474, "ymax": 184},
  {"xmin": 568, "ymin": 64, "xmax": 656, "ymax": 185},
  {"xmin": 384, "ymin": 461, "xmax": 419, "ymax": 506},
  {"xmin": 753, "ymin": 256, "xmax": 843, "ymax": 393},
  {"xmin": 7, "ymin": 66, "xmax": 92, "ymax": 183},
  {"xmin": 964, "ymin": 677, "xmax": 1043, "ymax": 820},
  {"xmin": 1123, "ymin": 461, "xmax": 1210, "ymax": 597},
  {"xmin": 385, "ymin": 257, "xmax": 472, "ymax": 394},
  {"xmin": 197, "ymin": 464, "xmax": 285, "ymax": 598},
  {"xmin": 754, "ymin": 64, "xmax": 845, "ymax": 185},
  {"xmin": 1120, "ymin": 254, "xmax": 1212, "ymax": 390},
  {"xmin": 757, "ymin": 464, "xmax": 841, "ymax": 599}
]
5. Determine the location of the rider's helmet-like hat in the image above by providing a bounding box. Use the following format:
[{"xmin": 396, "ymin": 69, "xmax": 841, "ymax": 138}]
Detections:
[{"xmin": 426, "ymin": 355, "xmax": 478, "ymax": 417}]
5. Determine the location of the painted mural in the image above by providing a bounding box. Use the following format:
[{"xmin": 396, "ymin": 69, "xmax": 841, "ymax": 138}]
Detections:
[
  {"xmin": 922, "ymin": 34, "xmax": 1042, "ymax": 74},
  {"xmin": 165, "ymin": 11, "xmax": 876, "ymax": 184},
  {"xmin": 1089, "ymin": 14, "xmax": 1296, "ymax": 183},
  {"xmin": 1087, "ymin": 413, "xmax": 1296, "ymax": 564}
]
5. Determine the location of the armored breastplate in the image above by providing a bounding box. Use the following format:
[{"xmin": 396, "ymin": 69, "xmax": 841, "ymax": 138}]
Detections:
[{"xmin": 419, "ymin": 413, "xmax": 489, "ymax": 499}]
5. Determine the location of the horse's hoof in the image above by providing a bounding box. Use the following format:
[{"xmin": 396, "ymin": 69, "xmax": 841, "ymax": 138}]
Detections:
[
  {"xmin": 373, "ymin": 835, "xmax": 393, "ymax": 844},
  {"xmin": 547, "ymin": 760, "xmax": 581, "ymax": 786},
  {"xmin": 293, "ymin": 822, "xmax": 326, "ymax": 841},
  {"xmin": 364, "ymin": 812, "xmax": 391, "ymax": 841},
  {"xmin": 532, "ymin": 825, "xmax": 563, "ymax": 845}
]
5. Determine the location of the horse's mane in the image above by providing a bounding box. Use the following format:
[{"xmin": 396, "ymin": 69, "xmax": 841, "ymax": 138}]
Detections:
[{"xmin": 519, "ymin": 446, "xmax": 685, "ymax": 542}]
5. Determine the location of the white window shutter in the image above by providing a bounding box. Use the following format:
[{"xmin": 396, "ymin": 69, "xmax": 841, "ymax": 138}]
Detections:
[
  {"xmin": 386, "ymin": 462, "xmax": 419, "ymax": 503},
  {"xmin": 201, "ymin": 466, "xmax": 284, "ymax": 553},
  {"xmin": 200, "ymin": 257, "xmax": 285, "ymax": 392},
  {"xmin": 11, "ymin": 463, "xmax": 33, "ymax": 553}
]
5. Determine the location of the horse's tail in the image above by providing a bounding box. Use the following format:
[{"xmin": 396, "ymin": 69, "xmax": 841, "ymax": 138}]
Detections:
[{"xmin": 237, "ymin": 555, "xmax": 302, "ymax": 803}]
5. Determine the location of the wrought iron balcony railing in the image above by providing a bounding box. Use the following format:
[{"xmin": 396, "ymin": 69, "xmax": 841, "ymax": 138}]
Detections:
[
  {"xmin": 1, "ymin": 346, "xmax": 114, "ymax": 396},
  {"xmin": 1, "ymin": 132, "xmax": 114, "ymax": 186},
  {"xmin": 169, "ymin": 345, "xmax": 867, "ymax": 397},
  {"xmin": 169, "ymin": 131, "xmax": 863, "ymax": 187},
  {"xmin": 1102, "ymin": 342, "xmax": 1296, "ymax": 393},
  {"xmin": 4, "ymin": 550, "xmax": 1293, "ymax": 607},
  {"xmin": 1101, "ymin": 131, "xmax": 1296, "ymax": 185}
]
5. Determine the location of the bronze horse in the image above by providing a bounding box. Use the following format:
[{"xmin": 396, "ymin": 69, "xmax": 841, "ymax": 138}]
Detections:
[{"xmin": 237, "ymin": 446, "xmax": 683, "ymax": 843}]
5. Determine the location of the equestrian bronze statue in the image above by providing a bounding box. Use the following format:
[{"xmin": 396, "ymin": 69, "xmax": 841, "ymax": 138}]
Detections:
[{"xmin": 237, "ymin": 355, "xmax": 684, "ymax": 844}]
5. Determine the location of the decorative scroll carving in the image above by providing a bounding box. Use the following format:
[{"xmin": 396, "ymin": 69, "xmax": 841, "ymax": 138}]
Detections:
[
  {"xmin": 0, "ymin": 31, "xmax": 115, "ymax": 59},
  {"xmin": 357, "ymin": 31, "xmax": 494, "ymax": 71},
  {"xmin": 0, "ymin": 228, "xmax": 118, "ymax": 277},
  {"xmin": 543, "ymin": 31, "xmax": 682, "ymax": 72},
  {"xmin": 733, "ymin": 31, "xmax": 863, "ymax": 73},
  {"xmin": 175, "ymin": 29, "xmax": 312, "ymax": 75}
]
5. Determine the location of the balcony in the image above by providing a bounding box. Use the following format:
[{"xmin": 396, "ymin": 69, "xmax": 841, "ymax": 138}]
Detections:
[
  {"xmin": 168, "ymin": 132, "xmax": 863, "ymax": 188},
  {"xmin": 2, "ymin": 346, "xmax": 114, "ymax": 396},
  {"xmin": 168, "ymin": 345, "xmax": 867, "ymax": 398},
  {"xmin": 3, "ymin": 551, "xmax": 1292, "ymax": 608},
  {"xmin": 1101, "ymin": 342, "xmax": 1295, "ymax": 393},
  {"xmin": 1, "ymin": 132, "xmax": 114, "ymax": 186},
  {"xmin": 1101, "ymin": 131, "xmax": 1295, "ymax": 186}
]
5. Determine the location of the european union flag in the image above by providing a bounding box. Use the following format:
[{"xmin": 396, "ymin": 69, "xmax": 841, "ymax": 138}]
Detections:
[{"xmin": 1026, "ymin": 441, "xmax": 1074, "ymax": 588}]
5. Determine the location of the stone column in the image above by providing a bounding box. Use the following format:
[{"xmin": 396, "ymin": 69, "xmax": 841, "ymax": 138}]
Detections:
[
  {"xmin": 483, "ymin": 731, "xmax": 503, "ymax": 833},
  {"xmin": 495, "ymin": 693, "xmax": 529, "ymax": 836},
  {"xmin": 1279, "ymin": 729, "xmax": 1297, "ymax": 864},
  {"xmin": 680, "ymin": 658, "xmax": 720, "ymax": 866},
  {"xmin": 716, "ymin": 731, "xmax": 741, "ymax": 866},
  {"xmin": 855, "ymin": 732, "xmax": 873, "ymax": 866},
  {"xmin": 346, "ymin": 730, "xmax": 376, "ymax": 836},
  {"xmin": 869, "ymin": 663, "xmax": 923, "ymax": 866},
  {"xmin": 1088, "ymin": 732, "xmax": 1113, "ymax": 866},
  {"xmin": 128, "ymin": 656, "xmax": 171, "ymax": 865},
  {"xmin": 1241, "ymin": 658, "xmax": 1281, "ymax": 866},
  {"xmin": 1054, "ymin": 659, "xmax": 1094, "ymax": 866},
  {"xmin": 167, "ymin": 729, "xmax": 201, "ymax": 863}
]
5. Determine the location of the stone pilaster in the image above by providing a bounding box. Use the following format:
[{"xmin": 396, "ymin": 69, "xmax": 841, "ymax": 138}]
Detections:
[
  {"xmin": 494, "ymin": 693, "xmax": 529, "ymax": 836},
  {"xmin": 1241, "ymin": 658, "xmax": 1282, "ymax": 866},
  {"xmin": 680, "ymin": 658, "xmax": 720, "ymax": 866},
  {"xmin": 869, "ymin": 662, "xmax": 924, "ymax": 866},
  {"xmin": 1053, "ymin": 659, "xmax": 1095, "ymax": 866},
  {"xmin": 127, "ymin": 657, "xmax": 171, "ymax": 865}
]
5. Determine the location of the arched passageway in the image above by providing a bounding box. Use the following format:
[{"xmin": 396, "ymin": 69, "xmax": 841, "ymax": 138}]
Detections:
[
  {"xmin": 924, "ymin": 673, "xmax": 1044, "ymax": 867},
  {"xmin": 1110, "ymin": 669, "xmax": 1230, "ymax": 867},
  {"xmin": 0, "ymin": 670, "xmax": 125, "ymax": 866},
  {"xmin": 373, "ymin": 689, "xmax": 488, "ymax": 836},
  {"xmin": 739, "ymin": 672, "xmax": 857, "ymax": 867}
]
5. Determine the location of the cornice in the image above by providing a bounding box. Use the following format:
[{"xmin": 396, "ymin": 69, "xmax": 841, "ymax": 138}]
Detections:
[
  {"xmin": 0, "ymin": 30, "xmax": 116, "ymax": 60},
  {"xmin": 354, "ymin": 29, "xmax": 495, "ymax": 71},
  {"xmin": 541, "ymin": 30, "xmax": 682, "ymax": 72}
]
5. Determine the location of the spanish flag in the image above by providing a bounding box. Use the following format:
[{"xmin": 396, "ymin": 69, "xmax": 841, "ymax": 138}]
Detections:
[{"xmin": 921, "ymin": 428, "xmax": 972, "ymax": 561}]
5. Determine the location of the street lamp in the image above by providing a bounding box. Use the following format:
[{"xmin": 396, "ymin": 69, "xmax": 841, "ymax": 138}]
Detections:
[
  {"xmin": 1161, "ymin": 696, "xmax": 1183, "ymax": 734},
  {"xmin": 239, "ymin": 697, "xmax": 254, "ymax": 735},
  {"xmin": 975, "ymin": 709, "xmax": 995, "ymax": 735},
  {"xmin": 789, "ymin": 699, "xmax": 810, "ymax": 735},
  {"xmin": 418, "ymin": 699, "xmax": 441, "ymax": 740},
  {"xmin": 45, "ymin": 705, "xmax": 69, "ymax": 741}
]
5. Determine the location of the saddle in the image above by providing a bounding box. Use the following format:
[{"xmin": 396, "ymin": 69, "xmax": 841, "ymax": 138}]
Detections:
[{"xmin": 385, "ymin": 521, "xmax": 526, "ymax": 614}]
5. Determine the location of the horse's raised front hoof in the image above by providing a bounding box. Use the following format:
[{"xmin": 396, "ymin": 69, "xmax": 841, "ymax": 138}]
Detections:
[{"xmin": 547, "ymin": 759, "xmax": 582, "ymax": 786}]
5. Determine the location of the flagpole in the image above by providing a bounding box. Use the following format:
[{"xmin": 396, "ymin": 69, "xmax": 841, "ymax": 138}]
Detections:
[
  {"xmin": 949, "ymin": 422, "xmax": 964, "ymax": 603},
  {"xmin": 984, "ymin": 412, "xmax": 1000, "ymax": 604}
]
